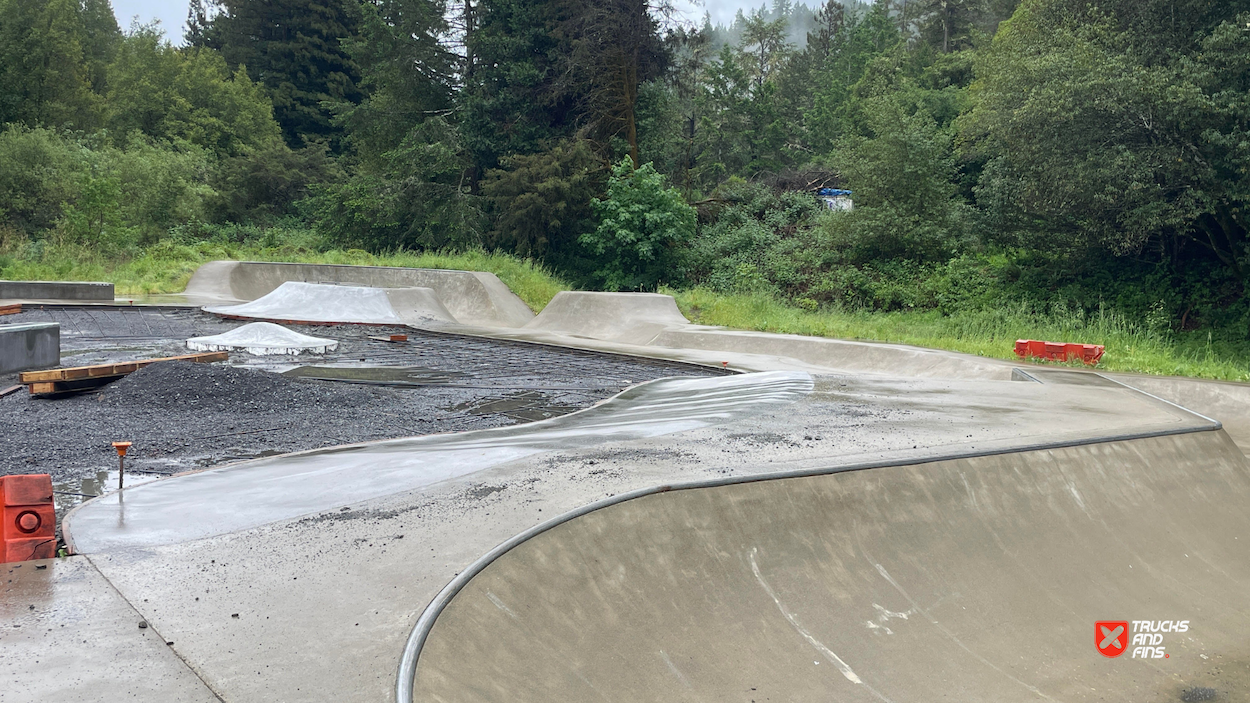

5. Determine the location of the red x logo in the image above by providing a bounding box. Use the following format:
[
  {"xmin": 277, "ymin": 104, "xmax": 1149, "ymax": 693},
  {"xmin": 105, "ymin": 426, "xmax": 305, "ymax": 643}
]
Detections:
[{"xmin": 1096, "ymin": 621, "xmax": 1129, "ymax": 657}]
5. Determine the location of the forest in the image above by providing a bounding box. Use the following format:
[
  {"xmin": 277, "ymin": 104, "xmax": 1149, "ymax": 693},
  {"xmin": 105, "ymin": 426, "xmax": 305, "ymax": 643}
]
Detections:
[{"xmin": 3, "ymin": 0, "xmax": 1250, "ymax": 375}]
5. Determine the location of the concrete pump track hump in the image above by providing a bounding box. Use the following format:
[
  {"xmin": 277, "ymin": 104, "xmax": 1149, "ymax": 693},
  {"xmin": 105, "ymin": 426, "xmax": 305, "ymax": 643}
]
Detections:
[{"xmin": 5, "ymin": 260, "xmax": 1249, "ymax": 703}]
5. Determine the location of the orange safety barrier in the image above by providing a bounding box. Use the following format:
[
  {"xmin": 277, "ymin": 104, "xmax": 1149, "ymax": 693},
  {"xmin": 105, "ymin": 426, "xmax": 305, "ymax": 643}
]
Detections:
[
  {"xmin": 1, "ymin": 474, "xmax": 56, "ymax": 563},
  {"xmin": 1014, "ymin": 339, "xmax": 1105, "ymax": 365}
]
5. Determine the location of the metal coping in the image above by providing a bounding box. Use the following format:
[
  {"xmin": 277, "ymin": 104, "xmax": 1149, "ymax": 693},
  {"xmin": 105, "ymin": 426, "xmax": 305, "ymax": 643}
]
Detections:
[{"xmin": 394, "ymin": 373, "xmax": 1225, "ymax": 702}]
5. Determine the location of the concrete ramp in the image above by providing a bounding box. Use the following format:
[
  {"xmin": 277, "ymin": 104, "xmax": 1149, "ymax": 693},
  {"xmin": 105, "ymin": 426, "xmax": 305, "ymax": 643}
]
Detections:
[
  {"xmin": 185, "ymin": 260, "xmax": 534, "ymax": 327},
  {"xmin": 408, "ymin": 429, "xmax": 1250, "ymax": 702},
  {"xmin": 524, "ymin": 291, "xmax": 691, "ymax": 344},
  {"xmin": 203, "ymin": 281, "xmax": 456, "ymax": 325}
]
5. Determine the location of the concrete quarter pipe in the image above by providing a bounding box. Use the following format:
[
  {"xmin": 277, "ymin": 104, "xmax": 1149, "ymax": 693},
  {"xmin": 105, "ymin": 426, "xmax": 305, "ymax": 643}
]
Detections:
[{"xmin": 407, "ymin": 429, "xmax": 1250, "ymax": 703}]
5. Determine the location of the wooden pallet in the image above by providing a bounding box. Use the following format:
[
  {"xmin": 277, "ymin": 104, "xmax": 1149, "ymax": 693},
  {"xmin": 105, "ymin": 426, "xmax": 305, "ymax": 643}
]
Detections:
[
  {"xmin": 19, "ymin": 351, "xmax": 228, "ymax": 396},
  {"xmin": 0, "ymin": 303, "xmax": 20, "ymax": 316}
]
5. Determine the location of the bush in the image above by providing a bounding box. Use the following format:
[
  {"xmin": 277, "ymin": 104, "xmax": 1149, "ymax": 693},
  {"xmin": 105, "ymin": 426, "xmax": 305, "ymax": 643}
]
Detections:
[{"xmin": 580, "ymin": 157, "xmax": 696, "ymax": 291}]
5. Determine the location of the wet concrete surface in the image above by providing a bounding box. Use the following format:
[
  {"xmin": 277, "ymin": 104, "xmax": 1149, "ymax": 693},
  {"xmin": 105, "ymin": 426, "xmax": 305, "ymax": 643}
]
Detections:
[
  {"xmin": 1, "ymin": 307, "xmax": 725, "ymax": 495},
  {"xmin": 0, "ymin": 557, "xmax": 218, "ymax": 702},
  {"xmin": 66, "ymin": 374, "xmax": 1214, "ymax": 703},
  {"xmin": 65, "ymin": 372, "xmax": 814, "ymax": 552}
]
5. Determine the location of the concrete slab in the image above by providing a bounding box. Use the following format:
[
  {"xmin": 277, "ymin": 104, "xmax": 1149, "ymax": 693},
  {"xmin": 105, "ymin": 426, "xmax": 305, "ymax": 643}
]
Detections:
[
  {"xmin": 0, "ymin": 557, "xmax": 220, "ymax": 703},
  {"xmin": 0, "ymin": 322, "xmax": 59, "ymax": 374},
  {"xmin": 0, "ymin": 280, "xmax": 113, "ymax": 302}
]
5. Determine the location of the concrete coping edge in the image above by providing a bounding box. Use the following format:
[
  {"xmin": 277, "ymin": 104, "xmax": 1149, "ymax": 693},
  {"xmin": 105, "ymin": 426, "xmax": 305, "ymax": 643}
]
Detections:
[{"xmin": 393, "ymin": 374, "xmax": 1223, "ymax": 702}]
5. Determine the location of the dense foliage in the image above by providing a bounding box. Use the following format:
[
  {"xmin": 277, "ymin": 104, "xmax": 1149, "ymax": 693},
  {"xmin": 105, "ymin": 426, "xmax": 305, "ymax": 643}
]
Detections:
[{"xmin": 4, "ymin": 0, "xmax": 1250, "ymax": 344}]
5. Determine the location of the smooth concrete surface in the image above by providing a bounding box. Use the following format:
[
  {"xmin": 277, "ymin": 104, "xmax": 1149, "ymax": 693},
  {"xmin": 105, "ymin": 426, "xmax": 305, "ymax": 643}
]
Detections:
[
  {"xmin": 64, "ymin": 372, "xmax": 815, "ymax": 552},
  {"xmin": 0, "ymin": 280, "xmax": 113, "ymax": 301},
  {"xmin": 185, "ymin": 260, "xmax": 533, "ymax": 327},
  {"xmin": 1108, "ymin": 372, "xmax": 1250, "ymax": 453},
  {"xmin": 204, "ymin": 282, "xmax": 457, "ymax": 325},
  {"xmin": 63, "ymin": 373, "xmax": 1220, "ymax": 703},
  {"xmin": 1, "ymin": 557, "xmax": 220, "ymax": 703},
  {"xmin": 0, "ymin": 321, "xmax": 59, "ymax": 373},
  {"xmin": 410, "ymin": 430, "xmax": 1250, "ymax": 703},
  {"xmin": 524, "ymin": 290, "xmax": 691, "ymax": 344}
]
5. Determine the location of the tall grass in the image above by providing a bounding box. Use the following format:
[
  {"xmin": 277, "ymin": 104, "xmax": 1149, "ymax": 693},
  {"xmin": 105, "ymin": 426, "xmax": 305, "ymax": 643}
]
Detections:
[
  {"xmin": 0, "ymin": 232, "xmax": 568, "ymax": 311},
  {"xmin": 671, "ymin": 288, "xmax": 1250, "ymax": 382}
]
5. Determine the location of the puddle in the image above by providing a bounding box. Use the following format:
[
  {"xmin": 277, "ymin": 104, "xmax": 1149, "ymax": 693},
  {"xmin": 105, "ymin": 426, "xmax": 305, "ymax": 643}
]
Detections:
[
  {"xmin": 449, "ymin": 391, "xmax": 581, "ymax": 422},
  {"xmin": 282, "ymin": 365, "xmax": 466, "ymax": 386},
  {"xmin": 52, "ymin": 469, "xmax": 162, "ymax": 517}
]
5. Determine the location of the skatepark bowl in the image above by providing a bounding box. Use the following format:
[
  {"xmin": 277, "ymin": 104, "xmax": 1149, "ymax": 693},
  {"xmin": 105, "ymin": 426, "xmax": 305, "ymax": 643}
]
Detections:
[{"xmin": 4, "ymin": 260, "xmax": 1250, "ymax": 703}]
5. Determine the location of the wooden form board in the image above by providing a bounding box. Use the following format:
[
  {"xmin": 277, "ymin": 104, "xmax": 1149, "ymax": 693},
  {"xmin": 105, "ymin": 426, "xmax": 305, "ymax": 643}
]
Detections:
[{"xmin": 19, "ymin": 351, "xmax": 228, "ymax": 396}]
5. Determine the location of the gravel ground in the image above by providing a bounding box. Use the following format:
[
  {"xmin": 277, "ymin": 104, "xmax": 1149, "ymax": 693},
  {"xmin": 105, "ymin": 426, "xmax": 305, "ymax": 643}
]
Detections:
[{"xmin": 0, "ymin": 306, "xmax": 725, "ymax": 515}]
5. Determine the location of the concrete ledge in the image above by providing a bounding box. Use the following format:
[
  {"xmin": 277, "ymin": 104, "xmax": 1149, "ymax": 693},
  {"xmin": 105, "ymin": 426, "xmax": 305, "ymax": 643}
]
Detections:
[
  {"xmin": 0, "ymin": 322, "xmax": 59, "ymax": 374},
  {"xmin": 0, "ymin": 280, "xmax": 114, "ymax": 301}
]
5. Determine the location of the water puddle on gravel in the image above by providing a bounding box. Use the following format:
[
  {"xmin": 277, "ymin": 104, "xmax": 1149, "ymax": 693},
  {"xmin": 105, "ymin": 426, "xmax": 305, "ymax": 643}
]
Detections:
[
  {"xmin": 281, "ymin": 365, "xmax": 466, "ymax": 386},
  {"xmin": 449, "ymin": 391, "xmax": 581, "ymax": 422}
]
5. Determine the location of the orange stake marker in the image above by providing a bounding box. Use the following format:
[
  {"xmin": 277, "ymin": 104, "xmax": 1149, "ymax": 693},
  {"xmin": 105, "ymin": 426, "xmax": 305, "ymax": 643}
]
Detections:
[{"xmin": 112, "ymin": 442, "xmax": 132, "ymax": 490}]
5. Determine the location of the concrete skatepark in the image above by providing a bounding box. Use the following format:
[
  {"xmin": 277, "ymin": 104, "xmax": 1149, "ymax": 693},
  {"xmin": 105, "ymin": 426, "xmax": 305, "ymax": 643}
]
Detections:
[{"xmin": 3, "ymin": 261, "xmax": 1250, "ymax": 703}]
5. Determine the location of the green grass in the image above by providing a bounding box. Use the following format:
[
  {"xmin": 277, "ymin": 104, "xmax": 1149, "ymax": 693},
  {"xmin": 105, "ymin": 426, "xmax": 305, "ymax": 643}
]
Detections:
[
  {"xmin": 7, "ymin": 236, "xmax": 1249, "ymax": 381},
  {"xmin": 670, "ymin": 287, "xmax": 1250, "ymax": 382},
  {"xmin": 0, "ymin": 238, "xmax": 569, "ymax": 312}
]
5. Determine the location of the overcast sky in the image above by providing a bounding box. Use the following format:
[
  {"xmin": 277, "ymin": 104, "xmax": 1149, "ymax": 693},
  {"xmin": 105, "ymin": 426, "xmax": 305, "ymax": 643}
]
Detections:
[{"xmin": 111, "ymin": 0, "xmax": 808, "ymax": 44}]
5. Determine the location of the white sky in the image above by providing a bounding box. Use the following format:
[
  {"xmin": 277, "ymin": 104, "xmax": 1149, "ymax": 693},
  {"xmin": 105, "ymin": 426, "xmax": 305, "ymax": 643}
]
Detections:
[{"xmin": 110, "ymin": 0, "xmax": 804, "ymax": 45}]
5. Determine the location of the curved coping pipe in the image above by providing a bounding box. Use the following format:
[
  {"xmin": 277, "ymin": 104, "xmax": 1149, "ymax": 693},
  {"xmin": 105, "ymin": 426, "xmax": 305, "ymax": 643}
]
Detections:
[{"xmin": 395, "ymin": 373, "xmax": 1222, "ymax": 701}]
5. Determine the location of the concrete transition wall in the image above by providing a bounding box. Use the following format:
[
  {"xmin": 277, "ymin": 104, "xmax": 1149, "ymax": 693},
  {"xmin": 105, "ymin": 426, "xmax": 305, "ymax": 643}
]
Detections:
[
  {"xmin": 0, "ymin": 322, "xmax": 60, "ymax": 374},
  {"xmin": 0, "ymin": 280, "xmax": 113, "ymax": 301},
  {"xmin": 411, "ymin": 429, "xmax": 1250, "ymax": 702},
  {"xmin": 184, "ymin": 261, "xmax": 533, "ymax": 328},
  {"xmin": 524, "ymin": 291, "xmax": 692, "ymax": 345}
]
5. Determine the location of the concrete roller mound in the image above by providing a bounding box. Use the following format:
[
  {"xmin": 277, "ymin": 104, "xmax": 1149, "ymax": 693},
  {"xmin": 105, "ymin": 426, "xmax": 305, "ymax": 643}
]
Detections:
[
  {"xmin": 185, "ymin": 260, "xmax": 534, "ymax": 327},
  {"xmin": 523, "ymin": 290, "xmax": 693, "ymax": 344},
  {"xmin": 202, "ymin": 281, "xmax": 457, "ymax": 325},
  {"xmin": 407, "ymin": 428, "xmax": 1250, "ymax": 702}
]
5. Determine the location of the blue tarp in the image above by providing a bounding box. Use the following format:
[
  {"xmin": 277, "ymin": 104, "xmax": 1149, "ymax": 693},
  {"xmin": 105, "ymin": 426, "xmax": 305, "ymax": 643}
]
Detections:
[{"xmin": 817, "ymin": 188, "xmax": 852, "ymax": 196}]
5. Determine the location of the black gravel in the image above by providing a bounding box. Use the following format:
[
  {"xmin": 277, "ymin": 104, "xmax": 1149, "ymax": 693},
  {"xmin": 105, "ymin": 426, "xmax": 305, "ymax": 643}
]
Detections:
[{"xmin": 0, "ymin": 307, "xmax": 726, "ymax": 506}]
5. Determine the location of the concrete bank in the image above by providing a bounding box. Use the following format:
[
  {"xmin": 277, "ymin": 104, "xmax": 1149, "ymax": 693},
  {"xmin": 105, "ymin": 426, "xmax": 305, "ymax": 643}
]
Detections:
[
  {"xmin": 0, "ymin": 280, "xmax": 113, "ymax": 302},
  {"xmin": 0, "ymin": 322, "xmax": 59, "ymax": 374}
]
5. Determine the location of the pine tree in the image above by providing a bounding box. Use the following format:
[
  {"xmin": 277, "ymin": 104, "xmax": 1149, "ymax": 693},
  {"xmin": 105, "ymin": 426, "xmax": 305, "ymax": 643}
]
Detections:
[
  {"xmin": 205, "ymin": 0, "xmax": 364, "ymax": 148},
  {"xmin": 0, "ymin": 0, "xmax": 100, "ymax": 129}
]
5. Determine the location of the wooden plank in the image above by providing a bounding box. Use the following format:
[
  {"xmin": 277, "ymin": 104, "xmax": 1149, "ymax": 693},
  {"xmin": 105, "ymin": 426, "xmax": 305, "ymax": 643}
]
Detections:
[
  {"xmin": 0, "ymin": 303, "xmax": 20, "ymax": 316},
  {"xmin": 28, "ymin": 382, "xmax": 59, "ymax": 395},
  {"xmin": 0, "ymin": 384, "xmax": 22, "ymax": 398},
  {"xmin": 19, "ymin": 351, "xmax": 228, "ymax": 384}
]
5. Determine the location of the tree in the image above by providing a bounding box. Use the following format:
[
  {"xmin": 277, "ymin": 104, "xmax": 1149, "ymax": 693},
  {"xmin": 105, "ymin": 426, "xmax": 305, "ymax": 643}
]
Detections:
[
  {"xmin": 458, "ymin": 0, "xmax": 578, "ymax": 181},
  {"xmin": 335, "ymin": 0, "xmax": 457, "ymax": 168},
  {"xmin": 962, "ymin": 1, "xmax": 1250, "ymax": 276},
  {"xmin": 737, "ymin": 8, "xmax": 791, "ymax": 91},
  {"xmin": 0, "ymin": 0, "xmax": 100, "ymax": 129},
  {"xmin": 184, "ymin": 0, "xmax": 214, "ymax": 48},
  {"xmin": 559, "ymin": 0, "xmax": 669, "ymax": 167},
  {"xmin": 482, "ymin": 137, "xmax": 604, "ymax": 258},
  {"xmin": 105, "ymin": 28, "xmax": 282, "ymax": 157},
  {"xmin": 581, "ymin": 157, "xmax": 695, "ymax": 290},
  {"xmin": 205, "ymin": 0, "xmax": 363, "ymax": 148}
]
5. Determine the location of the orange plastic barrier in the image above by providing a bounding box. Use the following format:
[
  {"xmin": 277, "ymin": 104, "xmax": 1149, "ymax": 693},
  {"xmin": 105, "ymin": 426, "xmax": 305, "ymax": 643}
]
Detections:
[
  {"xmin": 1014, "ymin": 339, "xmax": 1105, "ymax": 365},
  {"xmin": 1, "ymin": 474, "xmax": 56, "ymax": 563}
]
